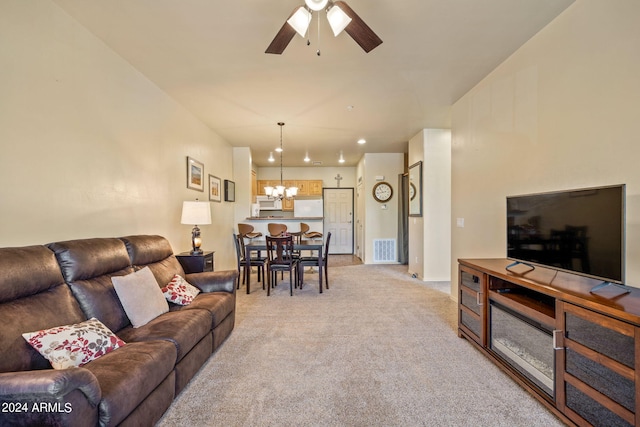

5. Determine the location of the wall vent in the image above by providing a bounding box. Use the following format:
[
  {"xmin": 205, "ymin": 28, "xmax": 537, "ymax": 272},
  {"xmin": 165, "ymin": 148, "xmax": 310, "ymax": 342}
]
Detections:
[{"xmin": 373, "ymin": 239, "xmax": 396, "ymax": 262}]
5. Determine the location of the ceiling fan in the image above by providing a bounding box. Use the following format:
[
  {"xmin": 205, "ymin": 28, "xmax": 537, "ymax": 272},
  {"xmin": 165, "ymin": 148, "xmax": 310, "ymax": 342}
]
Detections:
[{"xmin": 266, "ymin": 0, "xmax": 382, "ymax": 55}]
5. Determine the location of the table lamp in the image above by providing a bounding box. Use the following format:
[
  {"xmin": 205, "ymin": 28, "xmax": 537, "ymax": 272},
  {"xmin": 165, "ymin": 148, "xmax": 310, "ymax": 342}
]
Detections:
[{"xmin": 181, "ymin": 200, "xmax": 212, "ymax": 255}]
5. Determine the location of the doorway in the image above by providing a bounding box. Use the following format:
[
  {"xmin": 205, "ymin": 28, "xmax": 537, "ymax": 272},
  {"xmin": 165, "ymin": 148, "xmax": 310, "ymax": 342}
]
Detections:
[{"xmin": 323, "ymin": 188, "xmax": 354, "ymax": 254}]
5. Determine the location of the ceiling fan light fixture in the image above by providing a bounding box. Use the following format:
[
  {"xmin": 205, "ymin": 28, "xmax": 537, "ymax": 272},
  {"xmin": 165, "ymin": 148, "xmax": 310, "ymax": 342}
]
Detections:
[
  {"xmin": 327, "ymin": 5, "xmax": 352, "ymax": 36},
  {"xmin": 305, "ymin": 0, "xmax": 329, "ymax": 12},
  {"xmin": 287, "ymin": 6, "xmax": 312, "ymax": 37}
]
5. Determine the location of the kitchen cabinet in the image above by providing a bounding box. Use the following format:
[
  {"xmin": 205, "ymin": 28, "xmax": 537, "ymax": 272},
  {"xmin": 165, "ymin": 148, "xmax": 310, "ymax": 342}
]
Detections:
[
  {"xmin": 309, "ymin": 180, "xmax": 323, "ymax": 195},
  {"xmin": 256, "ymin": 180, "xmax": 323, "ymax": 197}
]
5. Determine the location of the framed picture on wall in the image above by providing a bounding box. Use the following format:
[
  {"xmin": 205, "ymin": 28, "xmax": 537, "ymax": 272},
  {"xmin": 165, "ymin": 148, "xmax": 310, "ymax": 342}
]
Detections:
[
  {"xmin": 186, "ymin": 157, "xmax": 204, "ymax": 191},
  {"xmin": 409, "ymin": 161, "xmax": 422, "ymax": 217},
  {"xmin": 209, "ymin": 175, "xmax": 221, "ymax": 202},
  {"xmin": 224, "ymin": 180, "xmax": 235, "ymax": 202}
]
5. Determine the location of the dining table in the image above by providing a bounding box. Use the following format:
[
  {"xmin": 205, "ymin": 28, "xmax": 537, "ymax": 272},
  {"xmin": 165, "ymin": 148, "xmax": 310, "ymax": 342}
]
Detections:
[{"xmin": 244, "ymin": 239, "xmax": 324, "ymax": 294}]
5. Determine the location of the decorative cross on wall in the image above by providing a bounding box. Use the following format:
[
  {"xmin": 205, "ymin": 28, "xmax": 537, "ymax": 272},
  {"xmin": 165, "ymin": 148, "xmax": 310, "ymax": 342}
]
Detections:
[{"xmin": 334, "ymin": 174, "xmax": 343, "ymax": 187}]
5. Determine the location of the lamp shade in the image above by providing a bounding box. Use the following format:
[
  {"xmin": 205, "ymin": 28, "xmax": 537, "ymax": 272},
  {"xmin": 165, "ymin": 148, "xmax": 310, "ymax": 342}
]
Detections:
[
  {"xmin": 181, "ymin": 201, "xmax": 211, "ymax": 225},
  {"xmin": 287, "ymin": 6, "xmax": 312, "ymax": 37},
  {"xmin": 327, "ymin": 5, "xmax": 352, "ymax": 36}
]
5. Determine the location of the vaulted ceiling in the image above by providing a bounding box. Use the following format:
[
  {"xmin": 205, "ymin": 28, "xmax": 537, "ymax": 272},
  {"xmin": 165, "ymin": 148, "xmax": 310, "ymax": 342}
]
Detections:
[{"xmin": 53, "ymin": 0, "xmax": 574, "ymax": 166}]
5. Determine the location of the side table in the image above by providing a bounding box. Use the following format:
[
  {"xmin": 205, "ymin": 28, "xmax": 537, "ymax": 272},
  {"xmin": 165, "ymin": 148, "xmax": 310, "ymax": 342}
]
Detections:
[{"xmin": 176, "ymin": 251, "xmax": 214, "ymax": 273}]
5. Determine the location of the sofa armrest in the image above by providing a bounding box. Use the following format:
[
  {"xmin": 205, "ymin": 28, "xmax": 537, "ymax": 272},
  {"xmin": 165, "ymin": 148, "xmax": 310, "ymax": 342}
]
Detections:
[
  {"xmin": 0, "ymin": 368, "xmax": 101, "ymax": 426},
  {"xmin": 186, "ymin": 269, "xmax": 238, "ymax": 294}
]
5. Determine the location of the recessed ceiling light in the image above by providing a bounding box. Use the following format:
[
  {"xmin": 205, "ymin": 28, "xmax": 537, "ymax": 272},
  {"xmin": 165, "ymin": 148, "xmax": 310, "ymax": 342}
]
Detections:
[
  {"xmin": 275, "ymin": 147, "xmax": 283, "ymax": 153},
  {"xmin": 357, "ymin": 138, "xmax": 366, "ymax": 145}
]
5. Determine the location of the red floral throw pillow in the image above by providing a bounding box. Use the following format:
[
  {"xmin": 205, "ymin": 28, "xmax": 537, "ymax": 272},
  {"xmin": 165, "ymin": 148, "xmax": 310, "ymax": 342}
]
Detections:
[
  {"xmin": 162, "ymin": 274, "xmax": 201, "ymax": 305},
  {"xmin": 22, "ymin": 318, "xmax": 125, "ymax": 369}
]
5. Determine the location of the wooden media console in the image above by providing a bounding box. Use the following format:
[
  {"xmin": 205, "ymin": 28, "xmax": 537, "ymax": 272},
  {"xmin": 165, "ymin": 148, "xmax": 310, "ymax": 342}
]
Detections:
[{"xmin": 459, "ymin": 258, "xmax": 640, "ymax": 427}]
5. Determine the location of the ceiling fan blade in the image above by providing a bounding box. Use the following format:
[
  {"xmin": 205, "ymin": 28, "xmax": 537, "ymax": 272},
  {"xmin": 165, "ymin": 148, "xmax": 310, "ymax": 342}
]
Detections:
[
  {"xmin": 333, "ymin": 1, "xmax": 382, "ymax": 53},
  {"xmin": 265, "ymin": 7, "xmax": 301, "ymax": 54}
]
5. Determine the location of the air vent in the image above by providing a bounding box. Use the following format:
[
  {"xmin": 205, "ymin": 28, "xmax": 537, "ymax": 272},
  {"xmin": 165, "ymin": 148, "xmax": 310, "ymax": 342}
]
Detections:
[
  {"xmin": 373, "ymin": 239, "xmax": 396, "ymax": 262},
  {"xmin": 312, "ymin": 161, "xmax": 322, "ymax": 166}
]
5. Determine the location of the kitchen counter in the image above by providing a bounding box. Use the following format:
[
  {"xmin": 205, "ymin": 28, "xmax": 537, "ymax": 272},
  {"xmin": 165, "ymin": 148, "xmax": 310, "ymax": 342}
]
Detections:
[
  {"xmin": 244, "ymin": 217, "xmax": 323, "ymax": 221},
  {"xmin": 239, "ymin": 217, "xmax": 323, "ymax": 237}
]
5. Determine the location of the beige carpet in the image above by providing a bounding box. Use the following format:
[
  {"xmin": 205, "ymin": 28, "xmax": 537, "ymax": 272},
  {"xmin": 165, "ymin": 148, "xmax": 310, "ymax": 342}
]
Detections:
[{"xmin": 157, "ymin": 264, "xmax": 563, "ymax": 426}]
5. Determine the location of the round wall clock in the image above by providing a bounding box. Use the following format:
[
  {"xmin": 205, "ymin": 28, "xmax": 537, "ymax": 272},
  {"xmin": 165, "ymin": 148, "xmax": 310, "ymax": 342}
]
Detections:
[{"xmin": 372, "ymin": 182, "xmax": 393, "ymax": 203}]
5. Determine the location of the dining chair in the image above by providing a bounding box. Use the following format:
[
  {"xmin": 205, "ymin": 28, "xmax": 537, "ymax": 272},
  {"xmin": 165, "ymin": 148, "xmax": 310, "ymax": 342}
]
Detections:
[
  {"xmin": 299, "ymin": 232, "xmax": 331, "ymax": 290},
  {"xmin": 300, "ymin": 222, "xmax": 323, "ymax": 240},
  {"xmin": 296, "ymin": 222, "xmax": 323, "ymax": 259},
  {"xmin": 265, "ymin": 235, "xmax": 299, "ymax": 296},
  {"xmin": 268, "ymin": 223, "xmax": 287, "ymax": 237},
  {"xmin": 233, "ymin": 233, "xmax": 266, "ymax": 290},
  {"xmin": 238, "ymin": 223, "xmax": 262, "ymax": 240}
]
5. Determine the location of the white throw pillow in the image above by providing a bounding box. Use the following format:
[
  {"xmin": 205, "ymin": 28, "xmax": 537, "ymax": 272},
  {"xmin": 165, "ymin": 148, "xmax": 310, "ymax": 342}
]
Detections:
[
  {"xmin": 22, "ymin": 318, "xmax": 125, "ymax": 369},
  {"xmin": 111, "ymin": 267, "xmax": 169, "ymax": 328},
  {"xmin": 162, "ymin": 274, "xmax": 201, "ymax": 305}
]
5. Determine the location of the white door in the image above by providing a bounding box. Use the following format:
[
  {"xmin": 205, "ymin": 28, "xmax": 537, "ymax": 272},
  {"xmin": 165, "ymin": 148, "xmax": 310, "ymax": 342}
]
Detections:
[{"xmin": 323, "ymin": 188, "xmax": 354, "ymax": 254}]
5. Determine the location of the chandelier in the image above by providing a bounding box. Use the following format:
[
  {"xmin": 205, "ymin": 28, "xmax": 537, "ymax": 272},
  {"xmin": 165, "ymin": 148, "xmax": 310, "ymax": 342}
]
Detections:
[{"xmin": 264, "ymin": 122, "xmax": 298, "ymax": 200}]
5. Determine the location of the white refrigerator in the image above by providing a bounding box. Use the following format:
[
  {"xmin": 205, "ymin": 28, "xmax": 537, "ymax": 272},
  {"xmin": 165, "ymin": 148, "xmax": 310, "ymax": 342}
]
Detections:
[{"xmin": 294, "ymin": 199, "xmax": 323, "ymax": 217}]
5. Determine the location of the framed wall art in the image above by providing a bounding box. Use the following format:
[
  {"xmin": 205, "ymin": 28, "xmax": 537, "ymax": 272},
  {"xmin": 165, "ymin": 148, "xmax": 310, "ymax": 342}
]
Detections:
[
  {"xmin": 186, "ymin": 157, "xmax": 204, "ymax": 191},
  {"xmin": 224, "ymin": 180, "xmax": 235, "ymax": 202},
  {"xmin": 209, "ymin": 175, "xmax": 221, "ymax": 202},
  {"xmin": 409, "ymin": 161, "xmax": 422, "ymax": 217}
]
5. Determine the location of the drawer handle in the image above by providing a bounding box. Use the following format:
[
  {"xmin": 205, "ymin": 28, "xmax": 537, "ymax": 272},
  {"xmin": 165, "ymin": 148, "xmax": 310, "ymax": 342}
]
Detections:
[
  {"xmin": 476, "ymin": 292, "xmax": 483, "ymax": 306},
  {"xmin": 553, "ymin": 330, "xmax": 564, "ymax": 350}
]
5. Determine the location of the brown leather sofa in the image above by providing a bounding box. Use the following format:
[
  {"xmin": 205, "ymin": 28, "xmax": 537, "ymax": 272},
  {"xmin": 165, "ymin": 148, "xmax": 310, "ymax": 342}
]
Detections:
[{"xmin": 0, "ymin": 235, "xmax": 237, "ymax": 427}]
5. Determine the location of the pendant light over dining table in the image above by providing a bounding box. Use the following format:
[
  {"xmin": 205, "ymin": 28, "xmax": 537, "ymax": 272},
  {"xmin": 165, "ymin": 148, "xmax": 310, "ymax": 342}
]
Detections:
[{"xmin": 264, "ymin": 122, "xmax": 297, "ymax": 200}]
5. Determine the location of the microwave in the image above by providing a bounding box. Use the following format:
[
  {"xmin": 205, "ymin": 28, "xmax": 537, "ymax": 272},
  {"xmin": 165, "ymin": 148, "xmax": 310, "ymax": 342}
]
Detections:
[{"xmin": 256, "ymin": 195, "xmax": 282, "ymax": 211}]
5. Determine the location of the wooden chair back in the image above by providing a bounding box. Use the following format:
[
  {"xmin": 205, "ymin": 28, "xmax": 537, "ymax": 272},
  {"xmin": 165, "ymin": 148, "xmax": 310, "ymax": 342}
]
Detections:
[
  {"xmin": 268, "ymin": 223, "xmax": 287, "ymax": 237},
  {"xmin": 266, "ymin": 235, "xmax": 294, "ymax": 264}
]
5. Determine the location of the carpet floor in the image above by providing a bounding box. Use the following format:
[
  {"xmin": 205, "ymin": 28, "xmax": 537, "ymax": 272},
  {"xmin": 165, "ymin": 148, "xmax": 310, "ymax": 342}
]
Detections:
[{"xmin": 157, "ymin": 264, "xmax": 564, "ymax": 426}]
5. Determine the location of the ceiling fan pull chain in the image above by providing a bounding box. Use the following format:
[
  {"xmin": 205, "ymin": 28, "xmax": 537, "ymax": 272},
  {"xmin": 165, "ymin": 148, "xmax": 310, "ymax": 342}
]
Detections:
[
  {"xmin": 317, "ymin": 11, "xmax": 321, "ymax": 56},
  {"xmin": 306, "ymin": 9, "xmax": 312, "ymax": 45}
]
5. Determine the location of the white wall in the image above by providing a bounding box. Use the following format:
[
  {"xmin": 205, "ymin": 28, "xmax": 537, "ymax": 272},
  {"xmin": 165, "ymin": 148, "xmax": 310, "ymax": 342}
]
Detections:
[
  {"xmin": 359, "ymin": 153, "xmax": 405, "ymax": 264},
  {"xmin": 408, "ymin": 130, "xmax": 452, "ymax": 281},
  {"xmin": 408, "ymin": 133, "xmax": 425, "ymax": 278},
  {"xmin": 233, "ymin": 147, "xmax": 253, "ymax": 227},
  {"xmin": 451, "ymin": 0, "xmax": 640, "ymax": 294},
  {"xmin": 0, "ymin": 1, "xmax": 236, "ymax": 270}
]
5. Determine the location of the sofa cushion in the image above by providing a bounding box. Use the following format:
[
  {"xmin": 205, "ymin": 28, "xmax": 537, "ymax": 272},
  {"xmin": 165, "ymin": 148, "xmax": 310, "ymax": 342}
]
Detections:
[
  {"xmin": 48, "ymin": 238, "xmax": 134, "ymax": 333},
  {"xmin": 0, "ymin": 285, "xmax": 87, "ymax": 373},
  {"xmin": 174, "ymin": 292, "xmax": 235, "ymax": 330},
  {"xmin": 48, "ymin": 238, "xmax": 132, "ymax": 283},
  {"xmin": 0, "ymin": 245, "xmax": 88, "ymax": 373},
  {"xmin": 111, "ymin": 267, "xmax": 169, "ymax": 328},
  {"xmin": 162, "ymin": 274, "xmax": 200, "ymax": 305},
  {"xmin": 116, "ymin": 309, "xmax": 211, "ymax": 362},
  {"xmin": 0, "ymin": 245, "xmax": 65, "ymax": 303},
  {"xmin": 120, "ymin": 235, "xmax": 174, "ymax": 267},
  {"xmin": 120, "ymin": 235, "xmax": 186, "ymax": 286},
  {"xmin": 22, "ymin": 318, "xmax": 125, "ymax": 369},
  {"xmin": 82, "ymin": 340, "xmax": 176, "ymax": 427}
]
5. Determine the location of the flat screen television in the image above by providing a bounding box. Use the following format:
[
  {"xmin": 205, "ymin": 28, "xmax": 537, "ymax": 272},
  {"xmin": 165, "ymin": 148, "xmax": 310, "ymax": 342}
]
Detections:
[{"xmin": 507, "ymin": 185, "xmax": 625, "ymax": 284}]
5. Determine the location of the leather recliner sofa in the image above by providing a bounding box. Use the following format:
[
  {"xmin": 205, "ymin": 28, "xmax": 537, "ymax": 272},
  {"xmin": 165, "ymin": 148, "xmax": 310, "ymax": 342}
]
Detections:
[{"xmin": 0, "ymin": 235, "xmax": 237, "ymax": 427}]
